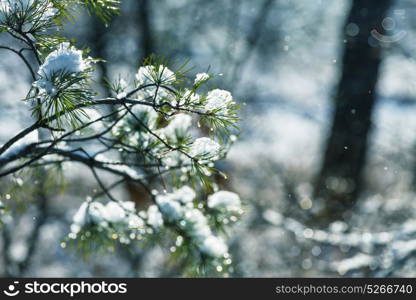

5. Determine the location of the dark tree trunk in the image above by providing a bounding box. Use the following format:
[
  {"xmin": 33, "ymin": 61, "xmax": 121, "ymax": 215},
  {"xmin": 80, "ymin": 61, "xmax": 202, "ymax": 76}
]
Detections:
[
  {"xmin": 137, "ymin": 0, "xmax": 154, "ymax": 59},
  {"xmin": 89, "ymin": 15, "xmax": 110, "ymax": 97},
  {"xmin": 230, "ymin": 0, "xmax": 275, "ymax": 86},
  {"xmin": 125, "ymin": 0, "xmax": 155, "ymax": 207},
  {"xmin": 313, "ymin": 0, "xmax": 393, "ymax": 223}
]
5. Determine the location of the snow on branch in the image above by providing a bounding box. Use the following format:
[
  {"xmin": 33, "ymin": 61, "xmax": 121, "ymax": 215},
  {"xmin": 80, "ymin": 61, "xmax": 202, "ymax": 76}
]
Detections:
[{"xmin": 0, "ymin": 0, "xmax": 241, "ymax": 276}]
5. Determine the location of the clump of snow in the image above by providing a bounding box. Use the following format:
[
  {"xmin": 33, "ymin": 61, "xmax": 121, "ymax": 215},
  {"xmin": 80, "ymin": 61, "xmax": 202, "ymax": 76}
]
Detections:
[
  {"xmin": 134, "ymin": 65, "xmax": 176, "ymax": 103},
  {"xmin": 35, "ymin": 43, "xmax": 90, "ymax": 96},
  {"xmin": 172, "ymin": 89, "xmax": 200, "ymax": 107},
  {"xmin": 205, "ymin": 89, "xmax": 233, "ymax": 113},
  {"xmin": 158, "ymin": 186, "xmax": 196, "ymax": 204},
  {"xmin": 174, "ymin": 186, "xmax": 196, "ymax": 204},
  {"xmin": 207, "ymin": 190, "xmax": 242, "ymax": 214},
  {"xmin": 69, "ymin": 200, "xmax": 148, "ymax": 244},
  {"xmin": 128, "ymin": 214, "xmax": 145, "ymax": 230},
  {"xmin": 333, "ymin": 254, "xmax": 373, "ymax": 275},
  {"xmin": 155, "ymin": 186, "xmax": 197, "ymax": 221},
  {"xmin": 181, "ymin": 89, "xmax": 201, "ymax": 105},
  {"xmin": 152, "ymin": 187, "xmax": 230, "ymax": 258},
  {"xmin": 68, "ymin": 185, "xmax": 234, "ymax": 260},
  {"xmin": 72, "ymin": 202, "xmax": 88, "ymax": 227},
  {"xmin": 116, "ymin": 92, "xmax": 127, "ymax": 99},
  {"xmin": 146, "ymin": 205, "xmax": 164, "ymax": 229},
  {"xmin": 182, "ymin": 208, "xmax": 228, "ymax": 258},
  {"xmin": 86, "ymin": 202, "xmax": 108, "ymax": 224},
  {"xmin": 156, "ymin": 195, "xmax": 183, "ymax": 222},
  {"xmin": 135, "ymin": 65, "xmax": 175, "ymax": 86},
  {"xmin": 105, "ymin": 164, "xmax": 143, "ymax": 181},
  {"xmin": 38, "ymin": 43, "xmax": 90, "ymax": 78},
  {"xmin": 72, "ymin": 200, "xmax": 140, "ymax": 230},
  {"xmin": 189, "ymin": 137, "xmax": 220, "ymax": 158},
  {"xmin": 103, "ymin": 201, "xmax": 126, "ymax": 223},
  {"xmin": 159, "ymin": 114, "xmax": 192, "ymax": 141},
  {"xmin": 161, "ymin": 151, "xmax": 189, "ymax": 167},
  {"xmin": 182, "ymin": 209, "xmax": 211, "ymax": 241},
  {"xmin": 194, "ymin": 72, "xmax": 210, "ymax": 84},
  {"xmin": 200, "ymin": 235, "xmax": 228, "ymax": 258}
]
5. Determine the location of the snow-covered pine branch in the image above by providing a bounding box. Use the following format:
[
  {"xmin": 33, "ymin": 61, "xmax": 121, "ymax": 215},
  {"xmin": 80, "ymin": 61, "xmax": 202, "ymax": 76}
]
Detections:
[{"xmin": 0, "ymin": 0, "xmax": 242, "ymax": 276}]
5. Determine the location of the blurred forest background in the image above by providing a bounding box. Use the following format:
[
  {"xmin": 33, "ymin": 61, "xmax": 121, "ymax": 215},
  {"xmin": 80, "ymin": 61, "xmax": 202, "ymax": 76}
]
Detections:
[{"xmin": 1, "ymin": 0, "xmax": 416, "ymax": 277}]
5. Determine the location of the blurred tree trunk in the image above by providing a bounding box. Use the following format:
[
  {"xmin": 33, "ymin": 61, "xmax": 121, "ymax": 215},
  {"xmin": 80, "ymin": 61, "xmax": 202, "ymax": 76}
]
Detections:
[
  {"xmin": 126, "ymin": 0, "xmax": 155, "ymax": 207},
  {"xmin": 230, "ymin": 0, "xmax": 275, "ymax": 87},
  {"xmin": 137, "ymin": 0, "xmax": 154, "ymax": 59},
  {"xmin": 313, "ymin": 0, "xmax": 393, "ymax": 223},
  {"xmin": 89, "ymin": 15, "xmax": 111, "ymax": 97}
]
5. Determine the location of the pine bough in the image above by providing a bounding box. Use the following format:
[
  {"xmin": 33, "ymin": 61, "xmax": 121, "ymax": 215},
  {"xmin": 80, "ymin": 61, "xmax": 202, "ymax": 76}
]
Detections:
[{"xmin": 0, "ymin": 0, "xmax": 242, "ymax": 276}]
